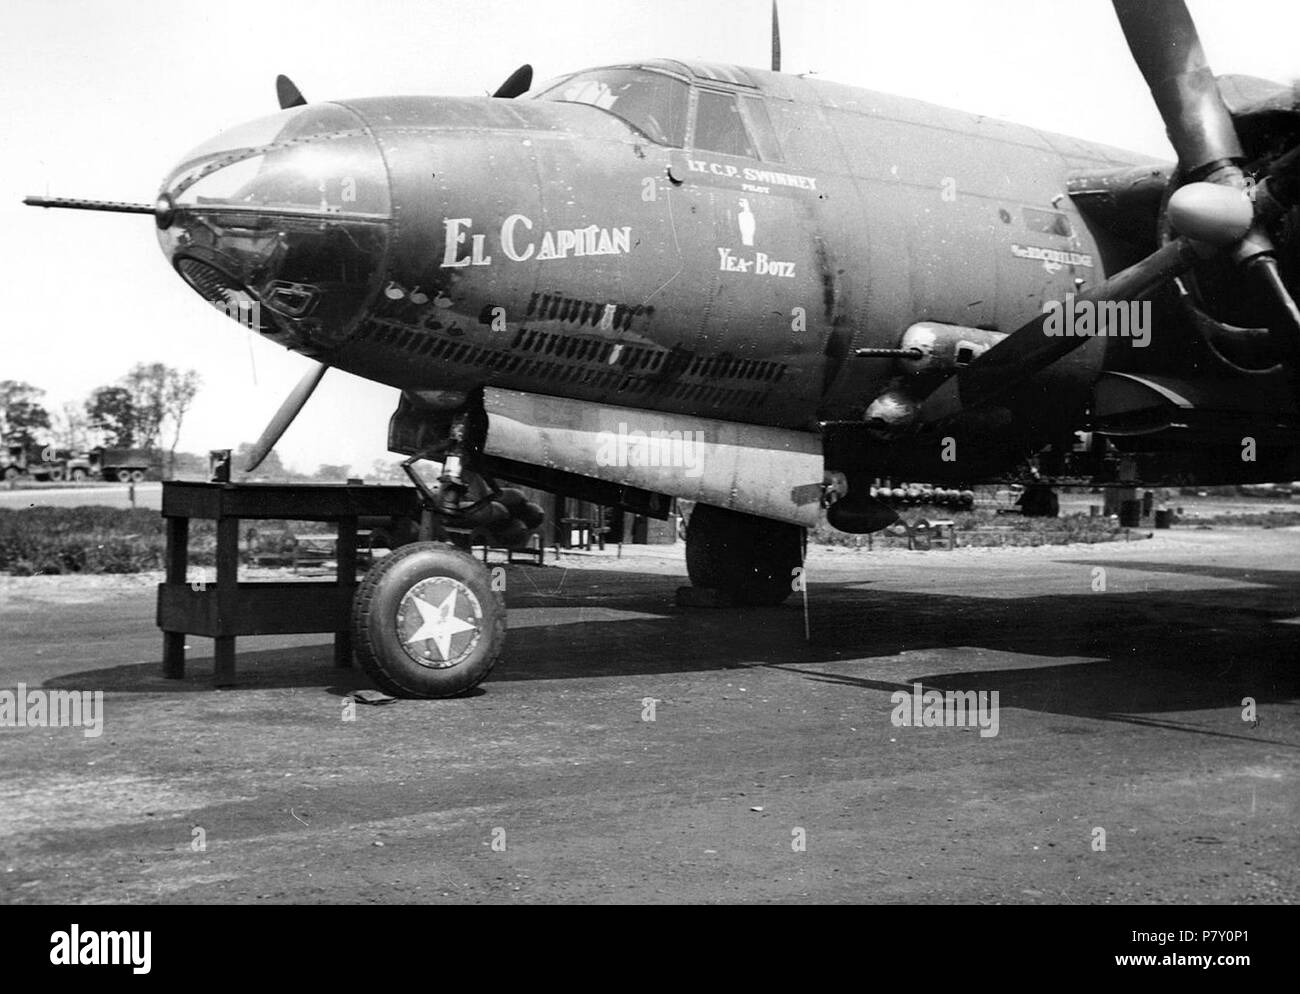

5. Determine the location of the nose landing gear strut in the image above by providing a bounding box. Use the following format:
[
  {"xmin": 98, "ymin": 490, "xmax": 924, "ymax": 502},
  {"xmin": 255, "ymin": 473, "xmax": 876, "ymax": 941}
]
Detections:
[{"xmin": 350, "ymin": 403, "xmax": 544, "ymax": 698}]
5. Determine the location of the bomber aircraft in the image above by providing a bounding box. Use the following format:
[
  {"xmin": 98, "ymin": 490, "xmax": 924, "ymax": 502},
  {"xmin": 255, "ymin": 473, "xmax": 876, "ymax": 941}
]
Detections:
[{"xmin": 25, "ymin": 1, "xmax": 1300, "ymax": 696}]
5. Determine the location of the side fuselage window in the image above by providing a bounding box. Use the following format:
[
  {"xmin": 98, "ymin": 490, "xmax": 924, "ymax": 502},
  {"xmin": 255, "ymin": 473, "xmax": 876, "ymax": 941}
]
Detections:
[
  {"xmin": 739, "ymin": 95, "xmax": 783, "ymax": 163},
  {"xmin": 1023, "ymin": 207, "xmax": 1074, "ymax": 237},
  {"xmin": 693, "ymin": 89, "xmax": 756, "ymax": 158}
]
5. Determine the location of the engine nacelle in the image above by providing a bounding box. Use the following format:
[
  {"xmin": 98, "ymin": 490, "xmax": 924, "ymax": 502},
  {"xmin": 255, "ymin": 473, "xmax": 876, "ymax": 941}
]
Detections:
[
  {"xmin": 864, "ymin": 322, "xmax": 1008, "ymax": 433},
  {"xmin": 897, "ymin": 322, "xmax": 1007, "ymax": 379}
]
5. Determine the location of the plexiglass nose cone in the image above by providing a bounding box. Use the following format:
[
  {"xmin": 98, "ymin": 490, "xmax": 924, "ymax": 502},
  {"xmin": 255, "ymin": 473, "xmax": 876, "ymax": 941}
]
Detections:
[{"xmin": 157, "ymin": 102, "xmax": 391, "ymax": 358}]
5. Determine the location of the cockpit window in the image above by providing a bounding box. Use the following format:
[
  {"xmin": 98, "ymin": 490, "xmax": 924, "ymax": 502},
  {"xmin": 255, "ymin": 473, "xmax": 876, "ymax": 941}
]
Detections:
[
  {"xmin": 534, "ymin": 68, "xmax": 689, "ymax": 146},
  {"xmin": 693, "ymin": 89, "xmax": 756, "ymax": 158}
]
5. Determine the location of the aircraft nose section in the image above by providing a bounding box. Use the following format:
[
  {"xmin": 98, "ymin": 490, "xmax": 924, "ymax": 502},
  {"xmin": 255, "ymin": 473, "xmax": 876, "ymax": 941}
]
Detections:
[{"xmin": 156, "ymin": 102, "xmax": 391, "ymax": 357}]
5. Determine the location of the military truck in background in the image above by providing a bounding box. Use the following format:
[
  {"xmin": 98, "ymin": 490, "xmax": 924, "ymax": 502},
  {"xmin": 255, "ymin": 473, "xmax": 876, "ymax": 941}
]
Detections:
[
  {"xmin": 2, "ymin": 443, "xmax": 155, "ymax": 482},
  {"xmin": 2, "ymin": 443, "xmax": 75, "ymax": 481},
  {"xmin": 86, "ymin": 447, "xmax": 154, "ymax": 482}
]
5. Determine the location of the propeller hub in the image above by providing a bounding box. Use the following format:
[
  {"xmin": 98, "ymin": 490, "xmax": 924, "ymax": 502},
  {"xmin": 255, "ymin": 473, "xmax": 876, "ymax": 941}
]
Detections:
[{"xmin": 1166, "ymin": 182, "xmax": 1254, "ymax": 246}]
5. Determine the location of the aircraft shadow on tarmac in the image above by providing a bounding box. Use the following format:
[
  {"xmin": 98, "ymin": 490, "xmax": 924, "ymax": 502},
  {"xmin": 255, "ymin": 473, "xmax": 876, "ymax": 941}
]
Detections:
[{"xmin": 41, "ymin": 560, "xmax": 1298, "ymax": 744}]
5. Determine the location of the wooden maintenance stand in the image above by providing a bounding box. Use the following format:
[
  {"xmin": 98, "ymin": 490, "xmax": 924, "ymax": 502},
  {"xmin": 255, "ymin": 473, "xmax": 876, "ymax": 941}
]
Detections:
[{"xmin": 157, "ymin": 481, "xmax": 421, "ymax": 686}]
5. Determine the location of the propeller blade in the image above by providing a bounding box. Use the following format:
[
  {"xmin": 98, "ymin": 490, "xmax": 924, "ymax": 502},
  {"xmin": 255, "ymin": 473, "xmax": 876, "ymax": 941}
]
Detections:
[
  {"xmin": 276, "ymin": 74, "xmax": 307, "ymax": 109},
  {"xmin": 918, "ymin": 238, "xmax": 1202, "ymax": 426},
  {"xmin": 1115, "ymin": 2, "xmax": 1300, "ymax": 401},
  {"xmin": 771, "ymin": 1, "xmax": 781, "ymax": 73},
  {"xmin": 1244, "ymin": 255, "xmax": 1300, "ymax": 368},
  {"xmin": 492, "ymin": 64, "xmax": 533, "ymax": 99},
  {"xmin": 918, "ymin": 176, "xmax": 1264, "ymax": 425},
  {"xmin": 1112, "ymin": 0, "xmax": 1243, "ymax": 181},
  {"xmin": 244, "ymin": 363, "xmax": 328, "ymax": 471}
]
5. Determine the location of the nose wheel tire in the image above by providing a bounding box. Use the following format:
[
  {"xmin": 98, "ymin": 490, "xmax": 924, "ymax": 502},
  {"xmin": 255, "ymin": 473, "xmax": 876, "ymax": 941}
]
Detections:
[{"xmin": 351, "ymin": 541, "xmax": 505, "ymax": 698}]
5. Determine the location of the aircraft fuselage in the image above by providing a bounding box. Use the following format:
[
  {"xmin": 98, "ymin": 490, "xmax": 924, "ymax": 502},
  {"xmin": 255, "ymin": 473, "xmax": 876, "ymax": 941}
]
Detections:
[{"xmin": 158, "ymin": 59, "xmax": 1175, "ymax": 486}]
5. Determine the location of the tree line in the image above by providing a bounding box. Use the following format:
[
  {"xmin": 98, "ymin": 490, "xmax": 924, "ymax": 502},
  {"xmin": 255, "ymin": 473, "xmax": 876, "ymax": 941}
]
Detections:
[
  {"xmin": 1, "ymin": 369, "xmax": 406, "ymax": 482},
  {"xmin": 1, "ymin": 364, "xmax": 199, "ymax": 475}
]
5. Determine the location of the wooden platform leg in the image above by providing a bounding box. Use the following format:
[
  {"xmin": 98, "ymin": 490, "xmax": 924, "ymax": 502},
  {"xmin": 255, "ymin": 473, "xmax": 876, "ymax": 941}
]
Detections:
[
  {"xmin": 334, "ymin": 516, "xmax": 357, "ymax": 668},
  {"xmin": 163, "ymin": 631, "xmax": 186, "ymax": 680},
  {"xmin": 162, "ymin": 516, "xmax": 189, "ymax": 679},
  {"xmin": 214, "ymin": 517, "xmax": 239, "ymax": 687},
  {"xmin": 214, "ymin": 636, "xmax": 236, "ymax": 687}
]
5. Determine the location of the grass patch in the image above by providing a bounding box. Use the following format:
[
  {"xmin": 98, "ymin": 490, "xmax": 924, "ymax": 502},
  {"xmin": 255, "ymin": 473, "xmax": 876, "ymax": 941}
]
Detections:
[
  {"xmin": 0, "ymin": 507, "xmax": 306, "ymax": 576},
  {"xmin": 0, "ymin": 507, "xmax": 172, "ymax": 575},
  {"xmin": 812, "ymin": 508, "xmax": 1135, "ymax": 548}
]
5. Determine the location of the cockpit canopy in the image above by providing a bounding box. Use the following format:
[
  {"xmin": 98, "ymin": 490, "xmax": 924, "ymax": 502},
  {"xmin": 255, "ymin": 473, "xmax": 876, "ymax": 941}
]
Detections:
[
  {"xmin": 533, "ymin": 68, "xmax": 690, "ymax": 146},
  {"xmin": 533, "ymin": 65, "xmax": 781, "ymax": 161}
]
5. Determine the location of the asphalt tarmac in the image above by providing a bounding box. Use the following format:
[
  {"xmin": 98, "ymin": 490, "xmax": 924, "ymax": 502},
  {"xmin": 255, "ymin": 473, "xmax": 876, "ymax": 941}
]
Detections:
[{"xmin": 0, "ymin": 529, "xmax": 1296, "ymax": 904}]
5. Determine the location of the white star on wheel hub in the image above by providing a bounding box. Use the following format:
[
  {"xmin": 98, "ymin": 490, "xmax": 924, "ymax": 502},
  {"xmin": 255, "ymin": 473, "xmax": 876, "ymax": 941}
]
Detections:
[{"xmin": 398, "ymin": 579, "xmax": 480, "ymax": 666}]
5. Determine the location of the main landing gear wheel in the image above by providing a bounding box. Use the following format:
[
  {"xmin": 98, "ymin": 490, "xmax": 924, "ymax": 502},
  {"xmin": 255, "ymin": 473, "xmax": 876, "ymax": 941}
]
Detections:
[
  {"xmin": 686, "ymin": 503, "xmax": 803, "ymax": 607},
  {"xmin": 351, "ymin": 541, "xmax": 505, "ymax": 699}
]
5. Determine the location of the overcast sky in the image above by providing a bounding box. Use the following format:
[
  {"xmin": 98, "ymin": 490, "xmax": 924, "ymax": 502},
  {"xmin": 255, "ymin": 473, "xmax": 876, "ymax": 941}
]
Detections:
[{"xmin": 2, "ymin": 0, "xmax": 1296, "ymax": 473}]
